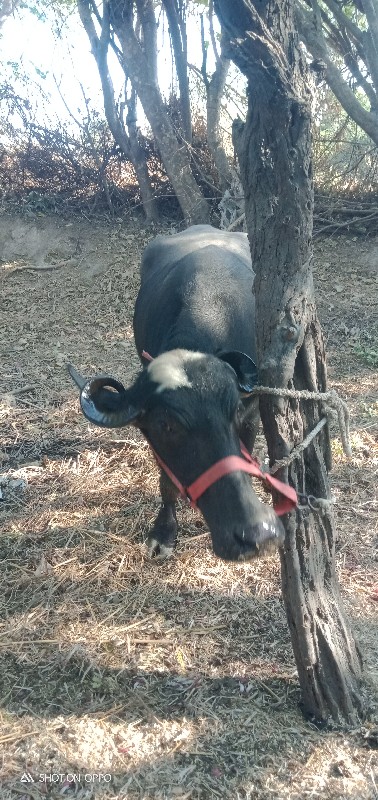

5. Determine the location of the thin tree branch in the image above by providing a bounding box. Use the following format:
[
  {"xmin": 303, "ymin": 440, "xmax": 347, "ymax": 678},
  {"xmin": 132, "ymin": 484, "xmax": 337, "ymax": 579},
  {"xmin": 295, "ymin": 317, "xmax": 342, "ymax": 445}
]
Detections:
[
  {"xmin": 200, "ymin": 12, "xmax": 210, "ymax": 90},
  {"xmin": 296, "ymin": 3, "xmax": 378, "ymax": 145},
  {"xmin": 208, "ymin": 0, "xmax": 220, "ymax": 63},
  {"xmin": 359, "ymin": 0, "xmax": 378, "ymax": 91}
]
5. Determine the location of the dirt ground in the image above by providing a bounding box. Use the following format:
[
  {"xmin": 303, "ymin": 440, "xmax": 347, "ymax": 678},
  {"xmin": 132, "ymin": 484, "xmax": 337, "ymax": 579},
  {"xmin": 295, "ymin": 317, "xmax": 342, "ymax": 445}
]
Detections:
[{"xmin": 0, "ymin": 213, "xmax": 377, "ymax": 800}]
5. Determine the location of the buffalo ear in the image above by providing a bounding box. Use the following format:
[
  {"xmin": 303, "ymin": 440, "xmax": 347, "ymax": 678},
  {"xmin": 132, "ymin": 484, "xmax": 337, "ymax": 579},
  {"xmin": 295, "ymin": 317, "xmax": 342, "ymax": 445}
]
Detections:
[{"xmin": 218, "ymin": 350, "xmax": 258, "ymax": 394}]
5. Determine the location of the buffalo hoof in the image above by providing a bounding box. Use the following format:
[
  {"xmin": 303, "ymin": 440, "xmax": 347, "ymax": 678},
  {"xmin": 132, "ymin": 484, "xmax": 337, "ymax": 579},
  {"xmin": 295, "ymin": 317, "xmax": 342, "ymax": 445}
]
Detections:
[
  {"xmin": 146, "ymin": 503, "xmax": 177, "ymax": 559},
  {"xmin": 147, "ymin": 537, "xmax": 174, "ymax": 559}
]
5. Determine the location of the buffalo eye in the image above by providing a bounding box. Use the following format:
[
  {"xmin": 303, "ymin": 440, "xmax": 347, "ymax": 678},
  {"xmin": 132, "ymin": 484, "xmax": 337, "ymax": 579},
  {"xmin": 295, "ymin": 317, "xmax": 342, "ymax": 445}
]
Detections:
[
  {"xmin": 153, "ymin": 410, "xmax": 183, "ymax": 437},
  {"xmin": 159, "ymin": 418, "xmax": 175, "ymax": 434},
  {"xmin": 235, "ymin": 401, "xmax": 244, "ymax": 425}
]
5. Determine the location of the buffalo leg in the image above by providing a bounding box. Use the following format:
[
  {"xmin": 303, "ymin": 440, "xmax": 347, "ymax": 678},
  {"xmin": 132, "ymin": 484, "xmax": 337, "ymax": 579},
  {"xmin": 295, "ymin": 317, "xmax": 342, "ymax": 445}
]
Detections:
[{"xmin": 147, "ymin": 471, "xmax": 179, "ymax": 558}]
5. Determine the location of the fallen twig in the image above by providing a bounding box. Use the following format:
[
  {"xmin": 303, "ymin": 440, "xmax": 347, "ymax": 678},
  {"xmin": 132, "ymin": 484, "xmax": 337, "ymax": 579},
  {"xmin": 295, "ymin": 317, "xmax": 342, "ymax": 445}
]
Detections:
[
  {"xmin": 1, "ymin": 384, "xmax": 37, "ymax": 397},
  {"xmin": 4, "ymin": 257, "xmax": 78, "ymax": 277}
]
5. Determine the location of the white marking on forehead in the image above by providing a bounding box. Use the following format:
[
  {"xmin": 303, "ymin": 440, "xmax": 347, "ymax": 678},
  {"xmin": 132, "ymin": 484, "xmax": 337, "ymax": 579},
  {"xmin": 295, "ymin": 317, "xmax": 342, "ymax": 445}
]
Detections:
[{"xmin": 147, "ymin": 349, "xmax": 204, "ymax": 394}]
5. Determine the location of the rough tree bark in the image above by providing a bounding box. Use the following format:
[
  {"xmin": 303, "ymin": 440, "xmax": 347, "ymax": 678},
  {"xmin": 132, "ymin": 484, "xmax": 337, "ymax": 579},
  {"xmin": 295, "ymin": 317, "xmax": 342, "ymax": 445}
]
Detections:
[
  {"xmin": 200, "ymin": 2, "xmax": 233, "ymax": 192},
  {"xmin": 215, "ymin": 0, "xmax": 363, "ymax": 724},
  {"xmin": 162, "ymin": 0, "xmax": 192, "ymax": 143},
  {"xmin": 78, "ymin": 0, "xmax": 158, "ymax": 223},
  {"xmin": 108, "ymin": 0, "xmax": 209, "ymax": 224}
]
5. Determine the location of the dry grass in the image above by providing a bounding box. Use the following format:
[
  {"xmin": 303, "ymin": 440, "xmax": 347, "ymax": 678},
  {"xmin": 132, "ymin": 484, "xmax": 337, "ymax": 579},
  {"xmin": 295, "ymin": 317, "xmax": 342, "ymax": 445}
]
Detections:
[{"xmin": 0, "ymin": 215, "xmax": 377, "ymax": 799}]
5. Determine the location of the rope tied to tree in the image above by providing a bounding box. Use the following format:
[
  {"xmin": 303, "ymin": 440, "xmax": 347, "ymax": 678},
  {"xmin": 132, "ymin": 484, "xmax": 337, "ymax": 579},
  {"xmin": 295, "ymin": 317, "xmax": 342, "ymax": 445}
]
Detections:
[
  {"xmin": 268, "ymin": 417, "xmax": 328, "ymax": 475},
  {"xmin": 249, "ymin": 384, "xmax": 352, "ymax": 514}
]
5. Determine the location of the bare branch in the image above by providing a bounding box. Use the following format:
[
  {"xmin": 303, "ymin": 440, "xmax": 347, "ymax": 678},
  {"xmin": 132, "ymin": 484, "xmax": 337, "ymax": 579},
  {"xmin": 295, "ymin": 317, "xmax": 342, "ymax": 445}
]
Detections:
[
  {"xmin": 162, "ymin": 0, "xmax": 192, "ymax": 141},
  {"xmin": 208, "ymin": 0, "xmax": 220, "ymax": 63},
  {"xmin": 359, "ymin": 0, "xmax": 378, "ymax": 91},
  {"xmin": 296, "ymin": 3, "xmax": 378, "ymax": 145},
  {"xmin": 0, "ymin": 0, "xmax": 19, "ymax": 28},
  {"xmin": 321, "ymin": 0, "xmax": 364, "ymax": 49},
  {"xmin": 200, "ymin": 12, "xmax": 210, "ymax": 90}
]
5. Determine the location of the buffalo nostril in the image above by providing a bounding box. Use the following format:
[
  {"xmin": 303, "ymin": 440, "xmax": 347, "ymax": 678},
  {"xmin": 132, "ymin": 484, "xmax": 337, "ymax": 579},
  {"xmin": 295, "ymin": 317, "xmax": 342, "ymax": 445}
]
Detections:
[
  {"xmin": 261, "ymin": 518, "xmax": 285, "ymax": 542},
  {"xmin": 234, "ymin": 531, "xmax": 259, "ymax": 555},
  {"xmin": 234, "ymin": 516, "xmax": 285, "ymax": 559}
]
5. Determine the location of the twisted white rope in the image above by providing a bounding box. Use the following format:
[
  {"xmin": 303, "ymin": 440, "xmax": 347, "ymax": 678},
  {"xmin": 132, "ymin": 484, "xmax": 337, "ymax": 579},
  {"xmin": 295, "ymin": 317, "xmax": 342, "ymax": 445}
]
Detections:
[
  {"xmin": 250, "ymin": 385, "xmax": 352, "ymax": 459},
  {"xmin": 249, "ymin": 385, "xmax": 352, "ymax": 513}
]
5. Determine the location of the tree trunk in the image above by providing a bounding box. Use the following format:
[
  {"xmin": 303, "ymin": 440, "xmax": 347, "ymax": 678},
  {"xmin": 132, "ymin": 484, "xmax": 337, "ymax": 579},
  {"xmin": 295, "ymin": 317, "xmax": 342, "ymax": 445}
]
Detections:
[
  {"xmin": 201, "ymin": 21, "xmax": 232, "ymax": 192},
  {"xmin": 162, "ymin": 0, "xmax": 192, "ymax": 143},
  {"xmin": 215, "ymin": 0, "xmax": 363, "ymax": 724},
  {"xmin": 125, "ymin": 88, "xmax": 159, "ymax": 224},
  {"xmin": 77, "ymin": 0, "xmax": 159, "ymax": 223},
  {"xmin": 109, "ymin": 0, "xmax": 209, "ymax": 224}
]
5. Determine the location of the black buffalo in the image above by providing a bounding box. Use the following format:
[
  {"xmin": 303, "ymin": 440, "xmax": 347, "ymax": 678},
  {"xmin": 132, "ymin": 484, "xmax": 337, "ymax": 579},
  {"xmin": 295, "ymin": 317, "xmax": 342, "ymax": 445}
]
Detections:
[{"xmin": 69, "ymin": 225, "xmax": 285, "ymax": 561}]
